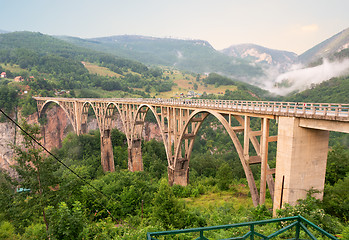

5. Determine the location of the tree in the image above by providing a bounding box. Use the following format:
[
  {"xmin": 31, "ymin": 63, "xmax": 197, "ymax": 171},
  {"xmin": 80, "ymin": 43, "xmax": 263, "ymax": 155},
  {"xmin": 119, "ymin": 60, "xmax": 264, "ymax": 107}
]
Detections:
[
  {"xmin": 46, "ymin": 201, "xmax": 86, "ymax": 240},
  {"xmin": 152, "ymin": 179, "xmax": 185, "ymax": 229},
  {"xmin": 323, "ymin": 173, "xmax": 349, "ymax": 221},
  {"xmin": 11, "ymin": 121, "xmax": 59, "ymax": 232},
  {"xmin": 326, "ymin": 144, "xmax": 349, "ymax": 185},
  {"xmin": 216, "ymin": 162, "xmax": 233, "ymax": 190}
]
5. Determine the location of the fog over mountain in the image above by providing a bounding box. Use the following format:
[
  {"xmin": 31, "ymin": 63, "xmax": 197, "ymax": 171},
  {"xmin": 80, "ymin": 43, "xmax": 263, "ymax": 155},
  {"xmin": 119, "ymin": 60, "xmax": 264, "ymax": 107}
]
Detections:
[
  {"xmin": 264, "ymin": 59, "xmax": 349, "ymax": 95},
  {"xmin": 240, "ymin": 28, "xmax": 349, "ymax": 95}
]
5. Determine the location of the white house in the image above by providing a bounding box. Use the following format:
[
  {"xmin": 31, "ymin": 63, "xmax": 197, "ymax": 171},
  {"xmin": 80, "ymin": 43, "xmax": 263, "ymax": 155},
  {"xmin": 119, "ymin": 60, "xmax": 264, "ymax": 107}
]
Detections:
[{"xmin": 0, "ymin": 72, "xmax": 6, "ymax": 78}]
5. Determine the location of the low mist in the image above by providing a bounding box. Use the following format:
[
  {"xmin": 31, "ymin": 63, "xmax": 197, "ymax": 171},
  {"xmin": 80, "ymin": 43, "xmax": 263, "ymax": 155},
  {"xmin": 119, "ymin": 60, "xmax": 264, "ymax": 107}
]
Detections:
[{"xmin": 261, "ymin": 59, "xmax": 349, "ymax": 96}]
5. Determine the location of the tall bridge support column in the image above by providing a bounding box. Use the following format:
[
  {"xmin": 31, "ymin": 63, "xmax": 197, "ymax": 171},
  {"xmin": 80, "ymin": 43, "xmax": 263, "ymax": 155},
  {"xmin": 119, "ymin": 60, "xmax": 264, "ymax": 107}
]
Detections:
[
  {"xmin": 273, "ymin": 117, "xmax": 329, "ymax": 214},
  {"xmin": 168, "ymin": 166, "xmax": 189, "ymax": 186},
  {"xmin": 100, "ymin": 129, "xmax": 115, "ymax": 172},
  {"xmin": 128, "ymin": 139, "xmax": 143, "ymax": 171}
]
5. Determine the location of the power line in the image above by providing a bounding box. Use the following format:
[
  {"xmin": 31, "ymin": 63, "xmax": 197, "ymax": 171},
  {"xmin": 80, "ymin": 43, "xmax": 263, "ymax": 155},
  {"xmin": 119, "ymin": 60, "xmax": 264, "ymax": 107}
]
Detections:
[{"xmin": 0, "ymin": 108, "xmax": 126, "ymax": 225}]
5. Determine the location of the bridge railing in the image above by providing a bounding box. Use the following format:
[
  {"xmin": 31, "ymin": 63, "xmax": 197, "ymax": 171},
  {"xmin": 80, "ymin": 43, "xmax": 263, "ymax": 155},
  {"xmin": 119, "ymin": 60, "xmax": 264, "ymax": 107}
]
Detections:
[
  {"xmin": 33, "ymin": 97, "xmax": 349, "ymax": 121},
  {"xmin": 147, "ymin": 98, "xmax": 348, "ymax": 120},
  {"xmin": 146, "ymin": 215, "xmax": 339, "ymax": 240}
]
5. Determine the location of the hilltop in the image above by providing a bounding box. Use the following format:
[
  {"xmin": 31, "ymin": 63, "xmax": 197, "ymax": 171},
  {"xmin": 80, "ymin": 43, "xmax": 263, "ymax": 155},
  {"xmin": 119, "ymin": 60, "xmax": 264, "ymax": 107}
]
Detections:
[
  {"xmin": 57, "ymin": 35, "xmax": 264, "ymax": 81},
  {"xmin": 299, "ymin": 27, "xmax": 349, "ymax": 64},
  {"xmin": 220, "ymin": 43, "xmax": 298, "ymax": 71}
]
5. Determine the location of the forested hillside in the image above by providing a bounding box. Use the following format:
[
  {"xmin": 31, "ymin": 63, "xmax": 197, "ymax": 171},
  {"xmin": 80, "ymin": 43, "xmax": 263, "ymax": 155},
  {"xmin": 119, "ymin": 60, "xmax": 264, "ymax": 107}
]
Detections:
[
  {"xmin": 57, "ymin": 35, "xmax": 264, "ymax": 81},
  {"xmin": 0, "ymin": 31, "xmax": 348, "ymax": 239},
  {"xmin": 0, "ymin": 119, "xmax": 348, "ymax": 239},
  {"xmin": 0, "ymin": 31, "xmax": 270, "ymax": 120},
  {"xmin": 286, "ymin": 75, "xmax": 349, "ymax": 103}
]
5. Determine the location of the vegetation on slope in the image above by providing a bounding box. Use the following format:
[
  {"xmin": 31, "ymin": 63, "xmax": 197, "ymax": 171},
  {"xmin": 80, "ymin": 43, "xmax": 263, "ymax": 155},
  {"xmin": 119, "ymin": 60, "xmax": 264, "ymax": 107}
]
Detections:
[
  {"xmin": 285, "ymin": 75, "xmax": 349, "ymax": 103},
  {"xmin": 0, "ymin": 123, "xmax": 347, "ymax": 239},
  {"xmin": 0, "ymin": 30, "xmax": 348, "ymax": 239},
  {"xmin": 58, "ymin": 35, "xmax": 264, "ymax": 80}
]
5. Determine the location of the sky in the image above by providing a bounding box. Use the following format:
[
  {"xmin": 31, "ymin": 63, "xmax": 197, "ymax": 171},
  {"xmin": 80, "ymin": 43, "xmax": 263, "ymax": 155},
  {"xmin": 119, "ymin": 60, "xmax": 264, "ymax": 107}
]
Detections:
[{"xmin": 2, "ymin": 0, "xmax": 349, "ymax": 54}]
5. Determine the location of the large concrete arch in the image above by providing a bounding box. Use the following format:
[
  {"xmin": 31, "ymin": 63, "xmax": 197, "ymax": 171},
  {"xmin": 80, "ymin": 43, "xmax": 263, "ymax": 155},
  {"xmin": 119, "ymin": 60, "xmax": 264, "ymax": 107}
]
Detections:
[
  {"xmin": 105, "ymin": 102, "xmax": 127, "ymax": 137},
  {"xmin": 131, "ymin": 104, "xmax": 171, "ymax": 164},
  {"xmin": 173, "ymin": 110, "xmax": 260, "ymax": 206},
  {"xmin": 39, "ymin": 100, "xmax": 77, "ymax": 133}
]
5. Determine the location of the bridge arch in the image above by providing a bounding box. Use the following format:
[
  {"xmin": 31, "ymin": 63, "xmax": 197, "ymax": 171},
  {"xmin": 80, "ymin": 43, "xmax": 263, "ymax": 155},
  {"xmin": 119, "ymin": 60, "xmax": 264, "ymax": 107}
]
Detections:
[
  {"xmin": 39, "ymin": 100, "xmax": 77, "ymax": 133},
  {"xmin": 173, "ymin": 110, "xmax": 260, "ymax": 206},
  {"xmin": 131, "ymin": 104, "xmax": 171, "ymax": 164}
]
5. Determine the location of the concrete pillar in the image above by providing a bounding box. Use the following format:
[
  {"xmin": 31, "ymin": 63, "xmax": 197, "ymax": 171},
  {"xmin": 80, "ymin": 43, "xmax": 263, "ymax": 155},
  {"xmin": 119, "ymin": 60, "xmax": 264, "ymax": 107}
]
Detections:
[
  {"xmin": 128, "ymin": 139, "xmax": 143, "ymax": 171},
  {"xmin": 273, "ymin": 117, "xmax": 329, "ymax": 214},
  {"xmin": 168, "ymin": 167, "xmax": 189, "ymax": 186},
  {"xmin": 100, "ymin": 129, "xmax": 115, "ymax": 172}
]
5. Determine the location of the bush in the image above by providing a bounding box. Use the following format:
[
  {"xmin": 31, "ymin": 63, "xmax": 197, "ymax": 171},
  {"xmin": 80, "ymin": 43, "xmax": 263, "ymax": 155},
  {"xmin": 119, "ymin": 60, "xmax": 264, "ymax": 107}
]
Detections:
[
  {"xmin": 0, "ymin": 221, "xmax": 17, "ymax": 240},
  {"xmin": 46, "ymin": 201, "xmax": 86, "ymax": 240},
  {"xmin": 21, "ymin": 223, "xmax": 47, "ymax": 240},
  {"xmin": 276, "ymin": 194, "xmax": 343, "ymax": 235}
]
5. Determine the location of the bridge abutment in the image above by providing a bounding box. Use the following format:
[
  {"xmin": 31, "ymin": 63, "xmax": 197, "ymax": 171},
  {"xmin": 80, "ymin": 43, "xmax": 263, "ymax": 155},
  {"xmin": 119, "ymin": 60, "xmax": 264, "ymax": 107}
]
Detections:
[
  {"xmin": 273, "ymin": 117, "xmax": 329, "ymax": 214},
  {"xmin": 100, "ymin": 129, "xmax": 115, "ymax": 172}
]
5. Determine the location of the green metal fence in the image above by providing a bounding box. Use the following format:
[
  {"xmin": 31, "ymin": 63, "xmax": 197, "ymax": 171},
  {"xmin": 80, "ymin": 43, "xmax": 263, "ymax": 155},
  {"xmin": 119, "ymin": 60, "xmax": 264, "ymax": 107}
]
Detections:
[{"xmin": 147, "ymin": 215, "xmax": 339, "ymax": 240}]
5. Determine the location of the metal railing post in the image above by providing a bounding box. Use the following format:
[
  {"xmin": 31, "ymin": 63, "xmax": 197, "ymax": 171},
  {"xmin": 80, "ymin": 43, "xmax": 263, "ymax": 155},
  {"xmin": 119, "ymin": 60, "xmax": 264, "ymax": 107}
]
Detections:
[{"xmin": 250, "ymin": 224, "xmax": 255, "ymax": 240}]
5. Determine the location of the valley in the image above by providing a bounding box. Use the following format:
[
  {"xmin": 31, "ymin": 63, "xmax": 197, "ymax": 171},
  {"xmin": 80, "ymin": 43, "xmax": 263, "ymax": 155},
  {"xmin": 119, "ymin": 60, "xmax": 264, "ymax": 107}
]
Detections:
[{"xmin": 0, "ymin": 28, "xmax": 348, "ymax": 239}]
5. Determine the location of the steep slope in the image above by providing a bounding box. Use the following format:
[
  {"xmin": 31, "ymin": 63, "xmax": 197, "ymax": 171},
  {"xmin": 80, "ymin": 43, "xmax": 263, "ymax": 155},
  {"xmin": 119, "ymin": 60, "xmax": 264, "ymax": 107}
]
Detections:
[
  {"xmin": 285, "ymin": 74, "xmax": 349, "ymax": 103},
  {"xmin": 299, "ymin": 27, "xmax": 349, "ymax": 64},
  {"xmin": 58, "ymin": 35, "xmax": 264, "ymax": 81},
  {"xmin": 0, "ymin": 31, "xmax": 87, "ymax": 55},
  {"xmin": 221, "ymin": 43, "xmax": 297, "ymax": 71}
]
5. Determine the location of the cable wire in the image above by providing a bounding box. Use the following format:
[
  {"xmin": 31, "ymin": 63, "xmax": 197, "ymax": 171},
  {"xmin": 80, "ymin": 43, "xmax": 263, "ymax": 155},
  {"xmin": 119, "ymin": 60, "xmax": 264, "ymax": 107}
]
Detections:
[{"xmin": 0, "ymin": 108, "xmax": 131, "ymax": 226}]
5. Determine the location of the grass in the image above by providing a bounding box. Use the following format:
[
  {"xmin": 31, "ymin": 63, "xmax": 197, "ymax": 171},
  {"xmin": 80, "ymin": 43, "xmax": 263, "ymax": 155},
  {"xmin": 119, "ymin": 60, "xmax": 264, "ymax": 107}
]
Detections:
[
  {"xmin": 1, "ymin": 63, "xmax": 28, "ymax": 74},
  {"xmin": 184, "ymin": 181, "xmax": 274, "ymax": 214},
  {"xmin": 81, "ymin": 63, "xmax": 240, "ymax": 99},
  {"xmin": 82, "ymin": 61, "xmax": 122, "ymax": 78},
  {"xmin": 155, "ymin": 70, "xmax": 238, "ymax": 98},
  {"xmin": 184, "ymin": 183, "xmax": 253, "ymax": 210}
]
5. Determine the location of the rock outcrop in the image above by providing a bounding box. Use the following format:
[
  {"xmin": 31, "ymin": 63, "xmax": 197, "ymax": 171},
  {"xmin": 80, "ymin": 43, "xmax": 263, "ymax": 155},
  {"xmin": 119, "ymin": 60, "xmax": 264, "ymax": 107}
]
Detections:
[{"xmin": 0, "ymin": 105, "xmax": 162, "ymax": 176}]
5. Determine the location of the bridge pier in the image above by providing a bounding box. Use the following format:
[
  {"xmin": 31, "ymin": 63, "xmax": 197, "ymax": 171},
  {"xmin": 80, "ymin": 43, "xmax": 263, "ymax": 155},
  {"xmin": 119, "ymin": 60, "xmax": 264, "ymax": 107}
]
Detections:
[
  {"xmin": 168, "ymin": 167, "xmax": 189, "ymax": 186},
  {"xmin": 100, "ymin": 129, "xmax": 115, "ymax": 172},
  {"xmin": 273, "ymin": 117, "xmax": 329, "ymax": 214},
  {"xmin": 128, "ymin": 139, "xmax": 143, "ymax": 171}
]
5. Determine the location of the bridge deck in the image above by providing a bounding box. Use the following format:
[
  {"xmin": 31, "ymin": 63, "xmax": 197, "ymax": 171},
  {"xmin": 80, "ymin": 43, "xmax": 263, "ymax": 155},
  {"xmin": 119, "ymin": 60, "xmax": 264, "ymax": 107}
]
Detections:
[{"xmin": 34, "ymin": 97, "xmax": 349, "ymax": 122}]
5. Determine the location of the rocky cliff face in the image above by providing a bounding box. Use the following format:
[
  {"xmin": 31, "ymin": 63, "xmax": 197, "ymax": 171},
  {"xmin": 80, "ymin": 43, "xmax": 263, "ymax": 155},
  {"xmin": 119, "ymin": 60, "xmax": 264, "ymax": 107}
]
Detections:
[
  {"xmin": 0, "ymin": 117, "xmax": 18, "ymax": 177},
  {"xmin": 0, "ymin": 105, "xmax": 162, "ymax": 176}
]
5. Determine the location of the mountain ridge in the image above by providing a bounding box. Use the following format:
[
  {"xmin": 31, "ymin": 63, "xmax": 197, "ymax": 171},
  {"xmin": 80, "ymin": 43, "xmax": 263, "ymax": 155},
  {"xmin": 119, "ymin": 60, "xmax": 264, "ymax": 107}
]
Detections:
[
  {"xmin": 57, "ymin": 34, "xmax": 264, "ymax": 81},
  {"xmin": 220, "ymin": 43, "xmax": 298, "ymax": 71},
  {"xmin": 299, "ymin": 27, "xmax": 349, "ymax": 64}
]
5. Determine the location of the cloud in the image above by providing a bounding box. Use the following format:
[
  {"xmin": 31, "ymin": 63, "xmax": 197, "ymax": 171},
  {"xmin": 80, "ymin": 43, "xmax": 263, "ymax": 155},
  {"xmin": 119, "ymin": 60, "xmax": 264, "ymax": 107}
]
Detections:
[
  {"xmin": 301, "ymin": 24, "xmax": 319, "ymax": 33},
  {"xmin": 266, "ymin": 59, "xmax": 349, "ymax": 95}
]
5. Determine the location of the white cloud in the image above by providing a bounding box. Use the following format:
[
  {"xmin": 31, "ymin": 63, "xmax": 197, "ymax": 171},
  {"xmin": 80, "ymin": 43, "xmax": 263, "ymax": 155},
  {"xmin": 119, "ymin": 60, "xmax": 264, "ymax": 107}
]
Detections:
[
  {"xmin": 267, "ymin": 59, "xmax": 349, "ymax": 95},
  {"xmin": 301, "ymin": 24, "xmax": 319, "ymax": 33}
]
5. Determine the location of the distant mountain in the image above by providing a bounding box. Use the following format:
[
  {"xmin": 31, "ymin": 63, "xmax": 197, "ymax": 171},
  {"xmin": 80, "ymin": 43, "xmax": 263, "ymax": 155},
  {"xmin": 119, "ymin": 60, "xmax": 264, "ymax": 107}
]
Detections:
[
  {"xmin": 220, "ymin": 44, "xmax": 298, "ymax": 71},
  {"xmin": 0, "ymin": 31, "xmax": 94, "ymax": 55},
  {"xmin": 57, "ymin": 35, "xmax": 264, "ymax": 81},
  {"xmin": 299, "ymin": 27, "xmax": 349, "ymax": 64},
  {"xmin": 0, "ymin": 29, "xmax": 9, "ymax": 34}
]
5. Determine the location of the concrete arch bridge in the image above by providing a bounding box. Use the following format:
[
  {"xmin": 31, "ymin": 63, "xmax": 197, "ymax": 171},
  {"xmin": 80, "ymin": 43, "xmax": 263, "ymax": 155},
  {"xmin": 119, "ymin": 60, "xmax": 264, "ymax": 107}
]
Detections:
[{"xmin": 34, "ymin": 97, "xmax": 349, "ymax": 213}]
